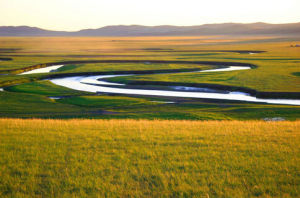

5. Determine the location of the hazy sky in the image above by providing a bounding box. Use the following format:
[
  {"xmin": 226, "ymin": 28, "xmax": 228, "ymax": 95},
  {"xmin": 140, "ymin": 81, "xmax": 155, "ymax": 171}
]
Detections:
[{"xmin": 1, "ymin": 0, "xmax": 300, "ymax": 31}]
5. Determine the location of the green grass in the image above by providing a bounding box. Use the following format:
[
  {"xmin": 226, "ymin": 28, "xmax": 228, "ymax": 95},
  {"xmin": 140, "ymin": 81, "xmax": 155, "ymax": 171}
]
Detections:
[
  {"xmin": 293, "ymin": 72, "xmax": 300, "ymax": 77},
  {"xmin": 0, "ymin": 37, "xmax": 299, "ymax": 120},
  {"xmin": 107, "ymin": 60, "xmax": 300, "ymax": 92},
  {"xmin": 1, "ymin": 89, "xmax": 300, "ymax": 120},
  {"xmin": 52, "ymin": 63, "xmax": 210, "ymax": 74},
  {"xmin": 0, "ymin": 119, "xmax": 299, "ymax": 197},
  {"xmin": 0, "ymin": 91, "xmax": 85, "ymax": 118},
  {"xmin": 5, "ymin": 81, "xmax": 87, "ymax": 96},
  {"xmin": 58, "ymin": 95, "xmax": 159, "ymax": 108},
  {"xmin": 2, "ymin": 38, "xmax": 299, "ymax": 92},
  {"xmin": 0, "ymin": 37, "xmax": 299, "ymax": 197}
]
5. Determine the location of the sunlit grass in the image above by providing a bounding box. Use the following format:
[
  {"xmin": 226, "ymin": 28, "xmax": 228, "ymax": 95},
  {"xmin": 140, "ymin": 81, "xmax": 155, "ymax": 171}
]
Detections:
[
  {"xmin": 0, "ymin": 119, "xmax": 299, "ymax": 197},
  {"xmin": 1, "ymin": 37, "xmax": 299, "ymax": 92}
]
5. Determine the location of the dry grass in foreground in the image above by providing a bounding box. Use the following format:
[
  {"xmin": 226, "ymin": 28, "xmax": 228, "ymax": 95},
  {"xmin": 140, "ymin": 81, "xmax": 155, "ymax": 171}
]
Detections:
[{"xmin": 0, "ymin": 119, "xmax": 299, "ymax": 197}]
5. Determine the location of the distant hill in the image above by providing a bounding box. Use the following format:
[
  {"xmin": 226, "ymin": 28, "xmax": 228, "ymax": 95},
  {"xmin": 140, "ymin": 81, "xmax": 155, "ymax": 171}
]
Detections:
[
  {"xmin": 1, "ymin": 22, "xmax": 300, "ymax": 36},
  {"xmin": 0, "ymin": 26, "xmax": 70, "ymax": 36}
]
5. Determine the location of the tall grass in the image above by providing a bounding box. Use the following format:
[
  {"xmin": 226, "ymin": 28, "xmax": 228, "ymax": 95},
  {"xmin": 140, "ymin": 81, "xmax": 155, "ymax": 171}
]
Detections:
[{"xmin": 0, "ymin": 119, "xmax": 299, "ymax": 197}]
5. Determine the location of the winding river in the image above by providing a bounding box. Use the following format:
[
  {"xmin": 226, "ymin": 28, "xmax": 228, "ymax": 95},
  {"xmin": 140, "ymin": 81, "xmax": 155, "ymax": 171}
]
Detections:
[
  {"xmin": 47, "ymin": 67, "xmax": 300, "ymax": 106},
  {"xmin": 17, "ymin": 64, "xmax": 300, "ymax": 105}
]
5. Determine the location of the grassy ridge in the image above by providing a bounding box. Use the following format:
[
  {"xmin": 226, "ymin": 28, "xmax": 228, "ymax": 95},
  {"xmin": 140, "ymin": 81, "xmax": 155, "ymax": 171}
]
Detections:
[{"xmin": 0, "ymin": 119, "xmax": 299, "ymax": 197}]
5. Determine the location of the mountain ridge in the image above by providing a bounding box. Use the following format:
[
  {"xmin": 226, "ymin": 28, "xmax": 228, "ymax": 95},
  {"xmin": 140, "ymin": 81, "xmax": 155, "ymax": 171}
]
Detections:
[{"xmin": 1, "ymin": 22, "xmax": 300, "ymax": 36}]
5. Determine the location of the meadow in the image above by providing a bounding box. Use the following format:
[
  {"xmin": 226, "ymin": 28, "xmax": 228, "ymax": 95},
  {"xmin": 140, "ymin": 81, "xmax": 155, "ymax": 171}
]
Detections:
[
  {"xmin": 1, "ymin": 119, "xmax": 299, "ymax": 197},
  {"xmin": 0, "ymin": 36, "xmax": 299, "ymax": 120},
  {"xmin": 0, "ymin": 36, "xmax": 299, "ymax": 197}
]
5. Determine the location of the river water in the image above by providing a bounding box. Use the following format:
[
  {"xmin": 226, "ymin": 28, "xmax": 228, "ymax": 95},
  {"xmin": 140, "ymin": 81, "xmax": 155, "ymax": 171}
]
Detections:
[
  {"xmin": 47, "ymin": 66, "xmax": 300, "ymax": 106},
  {"xmin": 19, "ymin": 65, "xmax": 64, "ymax": 75}
]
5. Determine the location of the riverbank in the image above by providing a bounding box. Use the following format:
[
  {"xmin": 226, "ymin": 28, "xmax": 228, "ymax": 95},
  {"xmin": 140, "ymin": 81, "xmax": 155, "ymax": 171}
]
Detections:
[
  {"xmin": 0, "ymin": 59, "xmax": 256, "ymax": 74},
  {"xmin": 1, "ymin": 59, "xmax": 299, "ymax": 100},
  {"xmin": 0, "ymin": 37, "xmax": 299, "ymax": 119}
]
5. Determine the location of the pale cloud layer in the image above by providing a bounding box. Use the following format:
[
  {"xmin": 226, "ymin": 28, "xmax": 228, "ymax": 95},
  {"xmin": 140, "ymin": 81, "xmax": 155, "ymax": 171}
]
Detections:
[{"xmin": 0, "ymin": 0, "xmax": 299, "ymax": 31}]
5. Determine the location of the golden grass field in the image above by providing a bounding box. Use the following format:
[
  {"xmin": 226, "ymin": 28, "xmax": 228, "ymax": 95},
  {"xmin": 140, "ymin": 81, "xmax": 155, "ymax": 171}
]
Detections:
[{"xmin": 0, "ymin": 119, "xmax": 299, "ymax": 197}]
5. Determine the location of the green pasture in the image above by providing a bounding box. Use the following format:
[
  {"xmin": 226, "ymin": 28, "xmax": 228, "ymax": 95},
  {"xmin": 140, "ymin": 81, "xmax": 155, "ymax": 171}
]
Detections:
[
  {"xmin": 1, "ymin": 81, "xmax": 300, "ymax": 120},
  {"xmin": 0, "ymin": 37, "xmax": 299, "ymax": 119}
]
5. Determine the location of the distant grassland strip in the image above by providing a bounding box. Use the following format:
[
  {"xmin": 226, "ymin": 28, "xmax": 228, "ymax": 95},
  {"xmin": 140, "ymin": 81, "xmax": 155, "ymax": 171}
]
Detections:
[{"xmin": 0, "ymin": 59, "xmax": 255, "ymax": 74}]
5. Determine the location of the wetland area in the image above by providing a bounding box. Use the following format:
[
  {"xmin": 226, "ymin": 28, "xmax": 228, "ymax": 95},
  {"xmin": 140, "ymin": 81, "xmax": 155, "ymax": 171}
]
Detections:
[{"xmin": 0, "ymin": 37, "xmax": 300, "ymax": 120}]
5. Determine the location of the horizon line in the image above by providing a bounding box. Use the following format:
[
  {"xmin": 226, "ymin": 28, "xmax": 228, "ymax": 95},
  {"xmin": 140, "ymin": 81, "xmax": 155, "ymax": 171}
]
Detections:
[{"xmin": 1, "ymin": 21, "xmax": 300, "ymax": 32}]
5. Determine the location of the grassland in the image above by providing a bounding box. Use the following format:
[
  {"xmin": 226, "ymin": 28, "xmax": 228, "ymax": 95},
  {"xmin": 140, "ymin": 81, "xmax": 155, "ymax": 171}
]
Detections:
[
  {"xmin": 0, "ymin": 119, "xmax": 299, "ymax": 197},
  {"xmin": 0, "ymin": 36, "xmax": 299, "ymax": 197},
  {"xmin": 1, "ymin": 80, "xmax": 299, "ymax": 120},
  {"xmin": 1, "ymin": 37, "xmax": 299, "ymax": 93},
  {"xmin": 0, "ymin": 36, "xmax": 299, "ymax": 120}
]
